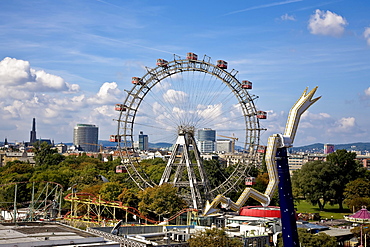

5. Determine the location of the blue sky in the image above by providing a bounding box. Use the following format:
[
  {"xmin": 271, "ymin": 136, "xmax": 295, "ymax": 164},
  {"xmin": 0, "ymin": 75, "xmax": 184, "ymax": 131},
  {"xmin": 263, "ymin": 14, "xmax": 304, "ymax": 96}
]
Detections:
[{"xmin": 0, "ymin": 0, "xmax": 369, "ymax": 147}]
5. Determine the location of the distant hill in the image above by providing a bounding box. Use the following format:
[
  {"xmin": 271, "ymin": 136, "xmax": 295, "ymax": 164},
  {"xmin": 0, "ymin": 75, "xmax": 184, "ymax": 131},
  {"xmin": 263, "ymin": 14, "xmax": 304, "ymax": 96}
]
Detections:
[
  {"xmin": 149, "ymin": 142, "xmax": 173, "ymax": 149},
  {"xmin": 290, "ymin": 142, "xmax": 370, "ymax": 153}
]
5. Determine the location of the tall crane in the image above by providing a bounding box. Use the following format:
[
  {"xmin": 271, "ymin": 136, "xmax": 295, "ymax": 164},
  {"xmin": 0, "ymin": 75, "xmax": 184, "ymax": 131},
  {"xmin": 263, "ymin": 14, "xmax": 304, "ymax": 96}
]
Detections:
[{"xmin": 216, "ymin": 134, "xmax": 238, "ymax": 153}]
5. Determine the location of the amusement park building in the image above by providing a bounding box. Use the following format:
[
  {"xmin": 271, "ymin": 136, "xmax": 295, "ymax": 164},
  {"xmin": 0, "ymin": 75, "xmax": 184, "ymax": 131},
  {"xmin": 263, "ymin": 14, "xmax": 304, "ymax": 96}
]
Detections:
[{"xmin": 73, "ymin": 124, "xmax": 99, "ymax": 152}]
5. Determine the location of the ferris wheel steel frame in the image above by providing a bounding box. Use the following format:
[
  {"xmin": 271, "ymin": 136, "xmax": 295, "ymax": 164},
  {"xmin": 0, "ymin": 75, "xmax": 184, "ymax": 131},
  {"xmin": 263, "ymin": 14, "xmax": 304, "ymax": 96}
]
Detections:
[{"xmin": 116, "ymin": 54, "xmax": 263, "ymax": 198}]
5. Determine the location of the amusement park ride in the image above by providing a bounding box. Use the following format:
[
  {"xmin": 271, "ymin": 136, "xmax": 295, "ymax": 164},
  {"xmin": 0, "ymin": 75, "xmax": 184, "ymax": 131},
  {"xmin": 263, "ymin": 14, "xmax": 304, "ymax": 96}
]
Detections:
[
  {"xmin": 113, "ymin": 52, "xmax": 266, "ymax": 209},
  {"xmin": 111, "ymin": 52, "xmax": 320, "ymax": 246},
  {"xmin": 0, "ymin": 53, "xmax": 319, "ymax": 247}
]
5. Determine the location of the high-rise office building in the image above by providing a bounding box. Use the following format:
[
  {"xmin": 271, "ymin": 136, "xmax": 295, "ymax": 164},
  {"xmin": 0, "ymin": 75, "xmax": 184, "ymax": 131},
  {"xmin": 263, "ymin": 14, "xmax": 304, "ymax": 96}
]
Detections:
[
  {"xmin": 139, "ymin": 131, "xmax": 148, "ymax": 151},
  {"xmin": 197, "ymin": 128, "xmax": 216, "ymax": 153},
  {"xmin": 30, "ymin": 118, "xmax": 37, "ymax": 144},
  {"xmin": 73, "ymin": 124, "xmax": 99, "ymax": 152}
]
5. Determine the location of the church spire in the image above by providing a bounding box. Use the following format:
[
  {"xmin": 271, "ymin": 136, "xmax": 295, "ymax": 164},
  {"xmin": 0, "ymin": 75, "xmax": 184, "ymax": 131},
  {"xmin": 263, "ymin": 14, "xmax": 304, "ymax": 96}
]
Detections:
[{"xmin": 30, "ymin": 118, "xmax": 36, "ymax": 144}]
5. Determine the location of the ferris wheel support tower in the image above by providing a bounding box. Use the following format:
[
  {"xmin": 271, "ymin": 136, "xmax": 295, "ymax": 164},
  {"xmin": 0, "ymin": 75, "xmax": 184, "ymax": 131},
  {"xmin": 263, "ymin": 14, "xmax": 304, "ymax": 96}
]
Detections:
[{"xmin": 160, "ymin": 125, "xmax": 211, "ymax": 209}]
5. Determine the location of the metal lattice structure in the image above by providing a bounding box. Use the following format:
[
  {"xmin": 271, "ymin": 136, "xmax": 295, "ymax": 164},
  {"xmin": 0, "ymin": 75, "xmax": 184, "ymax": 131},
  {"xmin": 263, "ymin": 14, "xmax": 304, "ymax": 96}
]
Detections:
[
  {"xmin": 116, "ymin": 54, "xmax": 264, "ymax": 209},
  {"xmin": 0, "ymin": 181, "xmax": 63, "ymax": 222}
]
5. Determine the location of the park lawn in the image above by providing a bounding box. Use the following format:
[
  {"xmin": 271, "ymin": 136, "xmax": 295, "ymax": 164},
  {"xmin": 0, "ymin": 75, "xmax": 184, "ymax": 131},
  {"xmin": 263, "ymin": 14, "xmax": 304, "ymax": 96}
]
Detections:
[{"xmin": 295, "ymin": 199, "xmax": 352, "ymax": 221}]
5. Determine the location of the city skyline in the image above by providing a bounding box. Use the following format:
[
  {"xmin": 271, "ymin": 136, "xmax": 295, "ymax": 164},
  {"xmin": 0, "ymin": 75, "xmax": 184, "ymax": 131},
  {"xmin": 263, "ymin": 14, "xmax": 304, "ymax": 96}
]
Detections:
[{"xmin": 0, "ymin": 0, "xmax": 370, "ymax": 147}]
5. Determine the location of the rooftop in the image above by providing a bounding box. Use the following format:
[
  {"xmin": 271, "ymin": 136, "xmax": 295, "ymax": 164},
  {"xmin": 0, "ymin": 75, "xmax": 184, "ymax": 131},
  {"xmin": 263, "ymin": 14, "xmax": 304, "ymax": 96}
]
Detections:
[{"xmin": 0, "ymin": 222, "xmax": 117, "ymax": 247}]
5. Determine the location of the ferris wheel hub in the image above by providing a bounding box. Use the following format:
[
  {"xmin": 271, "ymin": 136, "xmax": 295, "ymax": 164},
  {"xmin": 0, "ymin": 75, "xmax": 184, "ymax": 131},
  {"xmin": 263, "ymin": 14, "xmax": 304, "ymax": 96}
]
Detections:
[{"xmin": 177, "ymin": 125, "xmax": 195, "ymax": 136}]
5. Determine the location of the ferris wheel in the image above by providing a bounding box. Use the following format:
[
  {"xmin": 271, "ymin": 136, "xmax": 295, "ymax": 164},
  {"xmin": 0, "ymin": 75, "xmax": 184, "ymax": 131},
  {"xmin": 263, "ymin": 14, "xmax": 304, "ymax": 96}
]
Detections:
[{"xmin": 113, "ymin": 53, "xmax": 266, "ymax": 209}]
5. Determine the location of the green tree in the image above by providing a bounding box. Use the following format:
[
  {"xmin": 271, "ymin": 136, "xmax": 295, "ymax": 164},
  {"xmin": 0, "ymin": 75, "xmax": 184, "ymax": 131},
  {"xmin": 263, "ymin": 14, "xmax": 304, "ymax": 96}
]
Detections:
[
  {"xmin": 277, "ymin": 229, "xmax": 337, "ymax": 247},
  {"xmin": 141, "ymin": 158, "xmax": 166, "ymax": 184},
  {"xmin": 203, "ymin": 159, "xmax": 228, "ymax": 188},
  {"xmin": 292, "ymin": 160, "xmax": 337, "ymax": 210},
  {"xmin": 118, "ymin": 188, "xmax": 139, "ymax": 207},
  {"xmin": 327, "ymin": 149, "xmax": 366, "ymax": 210},
  {"xmin": 344, "ymin": 178, "xmax": 370, "ymax": 212},
  {"xmin": 138, "ymin": 183, "xmax": 186, "ymax": 219},
  {"xmin": 33, "ymin": 142, "xmax": 64, "ymax": 168},
  {"xmin": 99, "ymin": 182, "xmax": 123, "ymax": 201},
  {"xmin": 188, "ymin": 228, "xmax": 243, "ymax": 247}
]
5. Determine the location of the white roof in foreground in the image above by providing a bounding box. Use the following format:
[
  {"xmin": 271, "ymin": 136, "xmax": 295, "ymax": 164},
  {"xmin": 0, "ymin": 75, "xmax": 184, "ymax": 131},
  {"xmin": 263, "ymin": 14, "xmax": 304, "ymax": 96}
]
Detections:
[{"xmin": 0, "ymin": 222, "xmax": 118, "ymax": 247}]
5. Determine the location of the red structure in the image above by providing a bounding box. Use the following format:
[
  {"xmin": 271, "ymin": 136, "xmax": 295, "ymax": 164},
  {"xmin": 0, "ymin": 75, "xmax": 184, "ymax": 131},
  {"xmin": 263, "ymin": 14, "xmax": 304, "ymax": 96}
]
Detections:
[
  {"xmin": 156, "ymin": 59, "xmax": 168, "ymax": 67},
  {"xmin": 115, "ymin": 104, "xmax": 127, "ymax": 111},
  {"xmin": 257, "ymin": 145, "xmax": 267, "ymax": 153},
  {"xmin": 245, "ymin": 177, "xmax": 256, "ymax": 186},
  {"xmin": 187, "ymin": 52, "xmax": 198, "ymax": 60},
  {"xmin": 239, "ymin": 206, "xmax": 281, "ymax": 218},
  {"xmin": 116, "ymin": 165, "xmax": 127, "ymax": 173},
  {"xmin": 110, "ymin": 135, "xmax": 121, "ymax": 142},
  {"xmin": 132, "ymin": 77, "xmax": 143, "ymax": 85},
  {"xmin": 242, "ymin": 80, "xmax": 252, "ymax": 89},
  {"xmin": 257, "ymin": 111, "xmax": 267, "ymax": 119},
  {"xmin": 216, "ymin": 60, "xmax": 228, "ymax": 69}
]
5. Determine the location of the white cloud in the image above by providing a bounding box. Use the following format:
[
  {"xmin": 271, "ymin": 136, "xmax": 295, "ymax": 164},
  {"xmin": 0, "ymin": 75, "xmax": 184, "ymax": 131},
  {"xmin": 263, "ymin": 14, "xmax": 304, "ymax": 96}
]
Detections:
[
  {"xmin": 196, "ymin": 103, "xmax": 223, "ymax": 119},
  {"xmin": 308, "ymin": 9, "xmax": 347, "ymax": 37},
  {"xmin": 281, "ymin": 13, "xmax": 295, "ymax": 21},
  {"xmin": 153, "ymin": 80, "xmax": 171, "ymax": 92},
  {"xmin": 0, "ymin": 57, "xmax": 34, "ymax": 85},
  {"xmin": 330, "ymin": 117, "xmax": 356, "ymax": 133},
  {"xmin": 364, "ymin": 27, "xmax": 370, "ymax": 45},
  {"xmin": 301, "ymin": 111, "xmax": 331, "ymax": 120},
  {"xmin": 172, "ymin": 106, "xmax": 186, "ymax": 115},
  {"xmin": 87, "ymin": 82, "xmax": 124, "ymax": 105},
  {"xmin": 365, "ymin": 87, "xmax": 370, "ymax": 96},
  {"xmin": 91, "ymin": 105, "xmax": 116, "ymax": 118},
  {"xmin": 0, "ymin": 57, "xmax": 129, "ymax": 142},
  {"xmin": 0, "ymin": 57, "xmax": 79, "ymax": 93},
  {"xmin": 163, "ymin": 89, "xmax": 188, "ymax": 104},
  {"xmin": 44, "ymin": 107, "xmax": 59, "ymax": 118}
]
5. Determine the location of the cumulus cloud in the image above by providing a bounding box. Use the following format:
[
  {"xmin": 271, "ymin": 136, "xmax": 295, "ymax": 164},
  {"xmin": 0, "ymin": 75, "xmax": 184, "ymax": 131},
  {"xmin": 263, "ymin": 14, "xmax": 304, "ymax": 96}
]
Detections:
[
  {"xmin": 197, "ymin": 103, "xmax": 223, "ymax": 119},
  {"xmin": 330, "ymin": 117, "xmax": 356, "ymax": 133},
  {"xmin": 163, "ymin": 89, "xmax": 188, "ymax": 104},
  {"xmin": 0, "ymin": 57, "xmax": 127, "ymax": 142},
  {"xmin": 308, "ymin": 9, "xmax": 347, "ymax": 37},
  {"xmin": 87, "ymin": 82, "xmax": 124, "ymax": 105},
  {"xmin": 0, "ymin": 57, "xmax": 79, "ymax": 93},
  {"xmin": 0, "ymin": 57, "xmax": 34, "ymax": 85},
  {"xmin": 280, "ymin": 13, "xmax": 295, "ymax": 21},
  {"xmin": 364, "ymin": 27, "xmax": 370, "ymax": 45}
]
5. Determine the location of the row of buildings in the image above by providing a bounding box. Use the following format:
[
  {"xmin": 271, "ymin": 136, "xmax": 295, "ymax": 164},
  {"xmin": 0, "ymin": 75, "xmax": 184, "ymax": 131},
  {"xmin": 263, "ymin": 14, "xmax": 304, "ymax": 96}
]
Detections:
[{"xmin": 1, "ymin": 119, "xmax": 370, "ymax": 171}]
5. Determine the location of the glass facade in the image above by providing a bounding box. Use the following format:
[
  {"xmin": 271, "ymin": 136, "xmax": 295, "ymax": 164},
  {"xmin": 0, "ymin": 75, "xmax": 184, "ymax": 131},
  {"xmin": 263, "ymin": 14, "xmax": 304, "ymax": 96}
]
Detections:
[
  {"xmin": 73, "ymin": 124, "xmax": 99, "ymax": 152},
  {"xmin": 197, "ymin": 128, "xmax": 216, "ymax": 153},
  {"xmin": 139, "ymin": 131, "xmax": 148, "ymax": 151}
]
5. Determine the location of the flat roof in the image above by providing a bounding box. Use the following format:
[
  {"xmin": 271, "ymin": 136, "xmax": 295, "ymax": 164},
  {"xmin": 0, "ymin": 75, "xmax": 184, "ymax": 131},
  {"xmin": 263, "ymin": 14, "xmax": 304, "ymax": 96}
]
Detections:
[{"xmin": 0, "ymin": 222, "xmax": 111, "ymax": 247}]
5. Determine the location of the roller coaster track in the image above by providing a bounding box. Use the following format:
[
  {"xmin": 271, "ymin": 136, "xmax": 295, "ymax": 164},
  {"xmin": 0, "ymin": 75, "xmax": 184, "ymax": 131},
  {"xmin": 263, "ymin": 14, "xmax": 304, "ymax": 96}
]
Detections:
[
  {"xmin": 0, "ymin": 181, "xmax": 64, "ymax": 221},
  {"xmin": 64, "ymin": 192, "xmax": 198, "ymax": 225}
]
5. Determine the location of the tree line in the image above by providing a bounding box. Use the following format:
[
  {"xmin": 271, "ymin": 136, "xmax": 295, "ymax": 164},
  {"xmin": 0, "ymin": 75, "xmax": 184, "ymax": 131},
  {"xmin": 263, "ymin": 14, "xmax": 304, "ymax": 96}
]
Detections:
[
  {"xmin": 2, "ymin": 142, "xmax": 369, "ymax": 224},
  {"xmin": 291, "ymin": 149, "xmax": 370, "ymax": 212}
]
